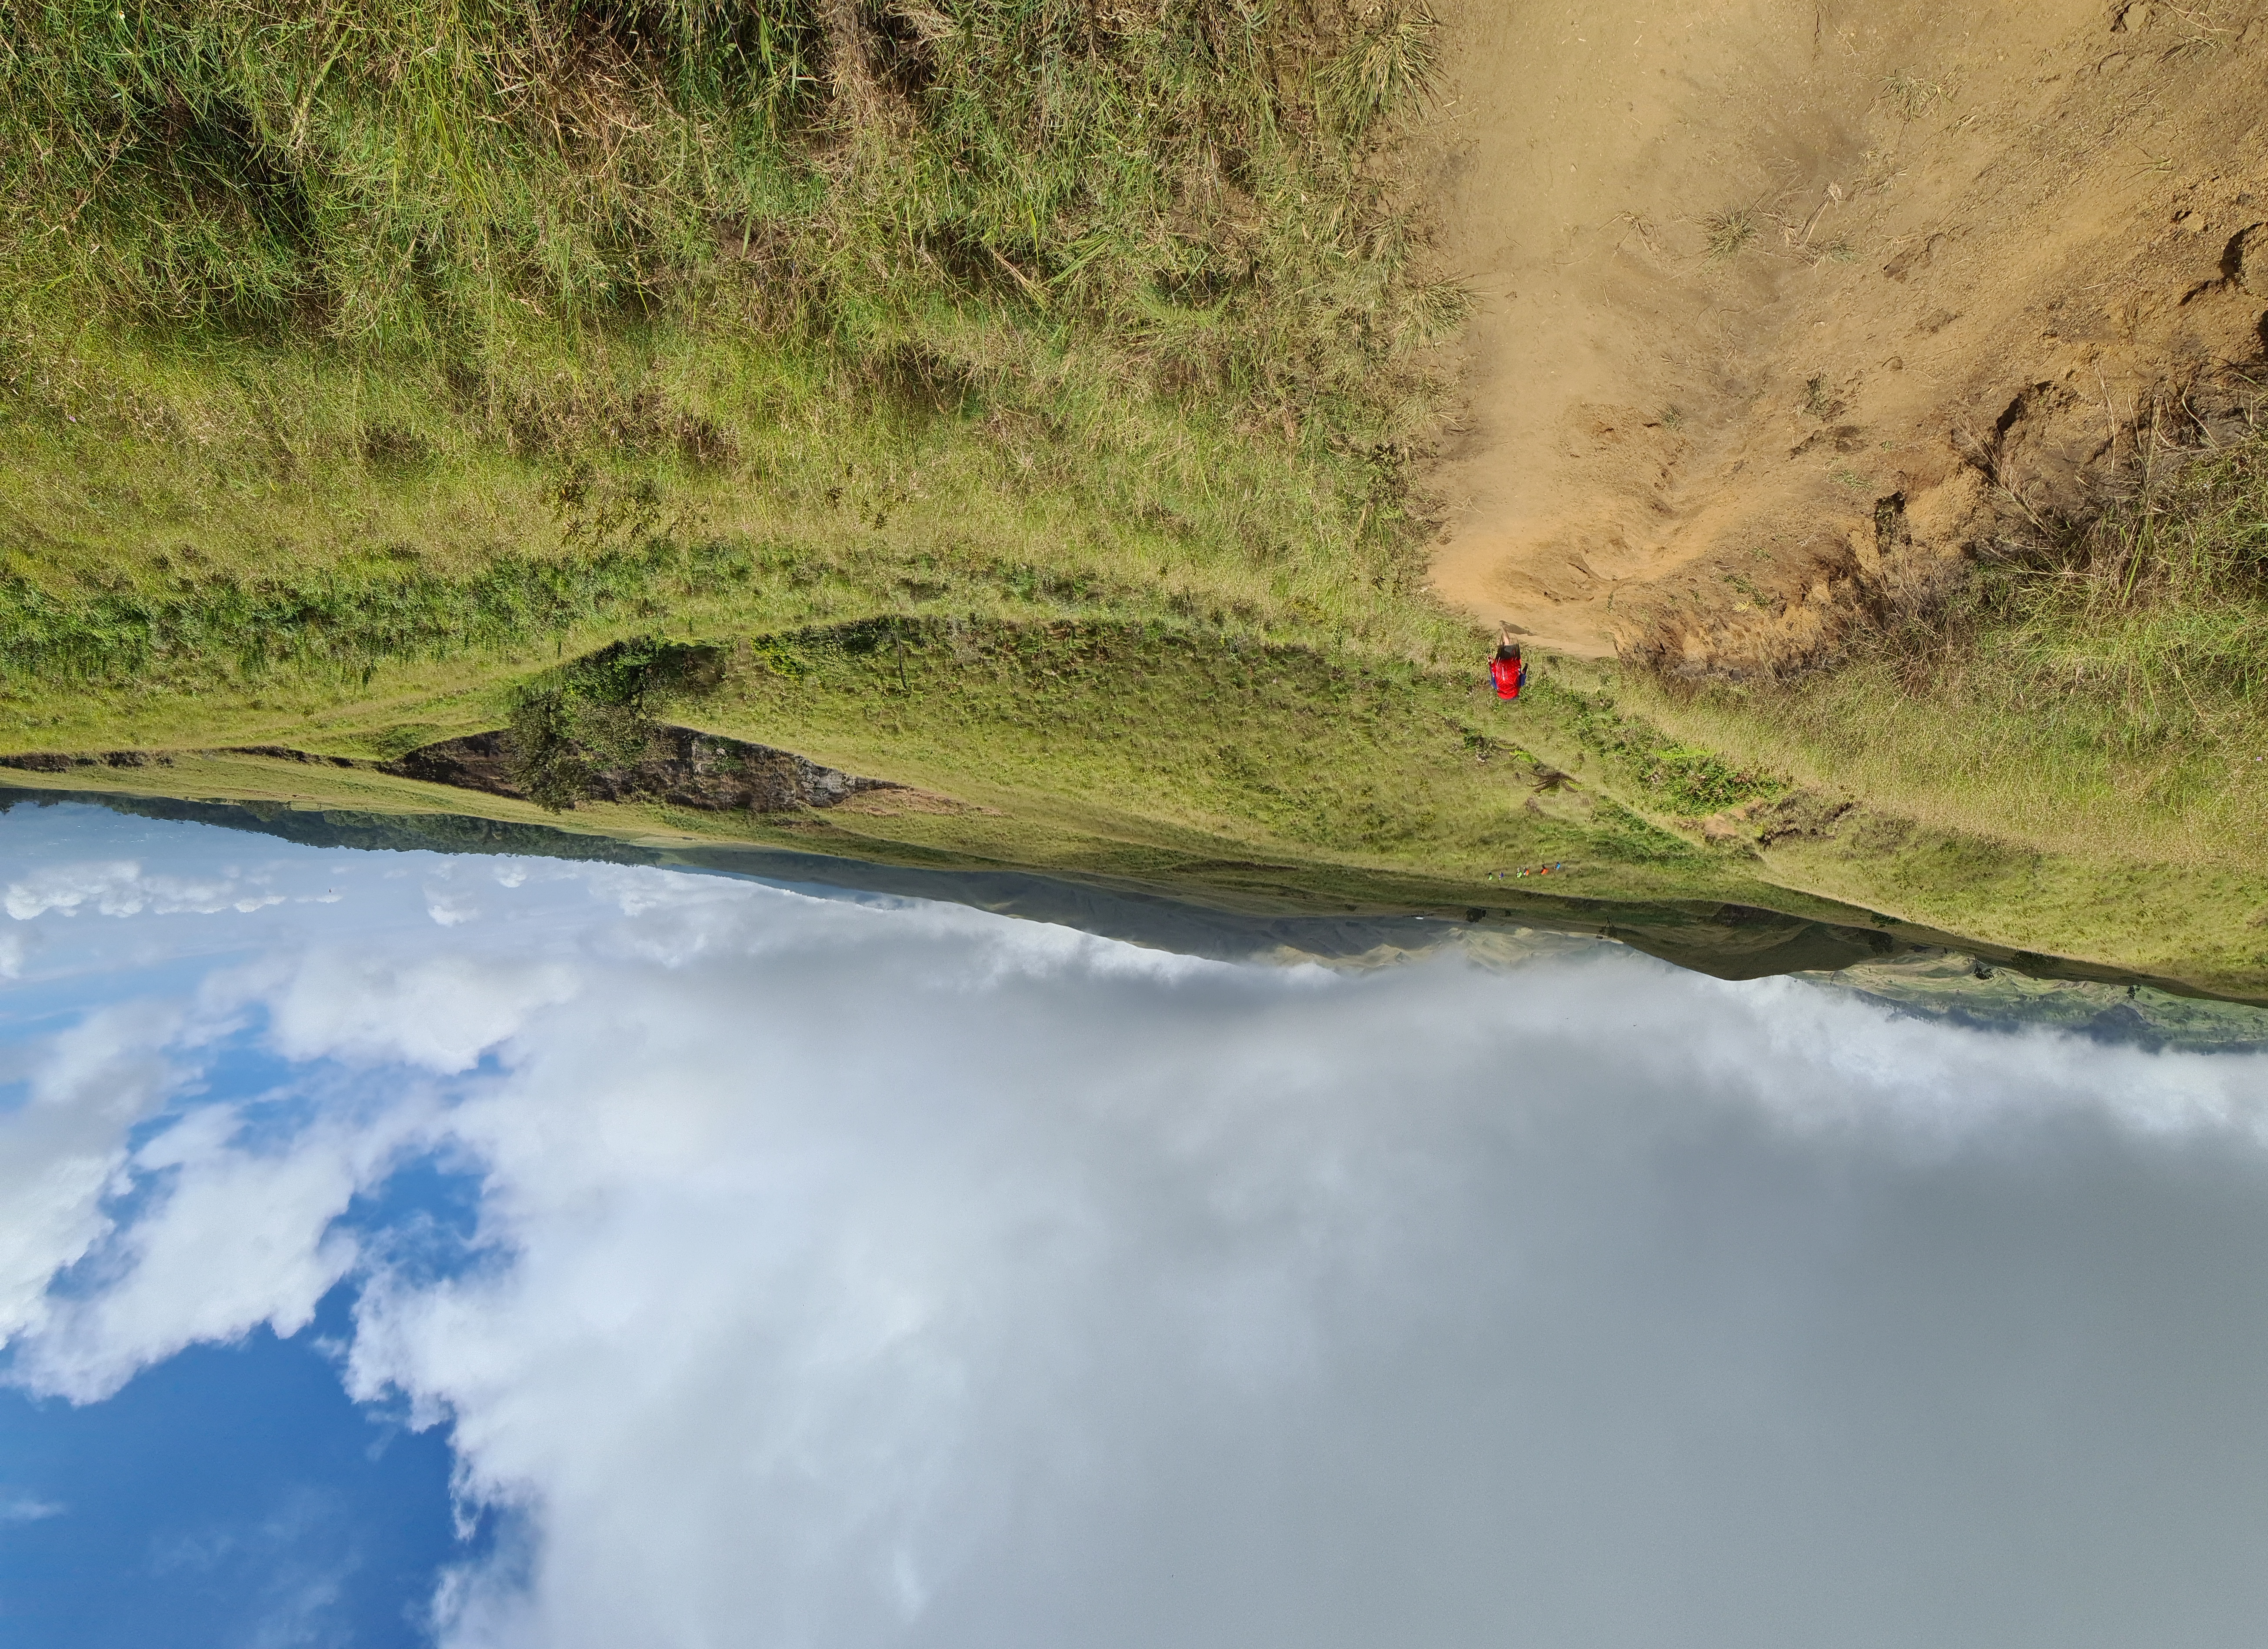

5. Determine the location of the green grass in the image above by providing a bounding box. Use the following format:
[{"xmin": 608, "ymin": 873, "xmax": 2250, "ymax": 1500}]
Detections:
[
  {"xmin": 301, "ymin": 615, "xmax": 1732, "ymax": 891},
  {"xmin": 1629, "ymin": 431, "xmax": 2268, "ymax": 872},
  {"xmin": 0, "ymin": 616, "xmax": 1806, "ymax": 910},
  {"xmin": 1593, "ymin": 429, "xmax": 2268, "ymax": 989},
  {"xmin": 1, "ymin": 0, "xmax": 1456, "ymax": 358},
  {"xmin": 4, "ymin": 2, "xmax": 2266, "ymax": 994},
  {"xmin": 667, "ymin": 620, "xmax": 1712, "ymax": 871},
  {"xmin": 0, "ymin": 0, "xmax": 1467, "ymax": 706},
  {"xmin": 1523, "ymin": 676, "xmax": 1786, "ymax": 818}
]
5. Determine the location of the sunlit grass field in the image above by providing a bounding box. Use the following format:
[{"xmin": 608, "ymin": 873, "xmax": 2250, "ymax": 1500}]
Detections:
[
  {"xmin": 0, "ymin": 0, "xmax": 1467, "ymax": 713},
  {"xmin": 1631, "ymin": 431, "xmax": 2268, "ymax": 873}
]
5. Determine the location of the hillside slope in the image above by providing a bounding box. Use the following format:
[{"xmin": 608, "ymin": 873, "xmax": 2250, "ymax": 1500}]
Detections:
[
  {"xmin": 1, "ymin": 1, "xmax": 2264, "ymax": 995},
  {"xmin": 1428, "ymin": 0, "xmax": 2267, "ymax": 668}
]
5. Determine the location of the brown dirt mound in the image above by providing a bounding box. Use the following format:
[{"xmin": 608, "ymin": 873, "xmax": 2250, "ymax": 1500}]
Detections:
[{"xmin": 1422, "ymin": 0, "xmax": 2268, "ymax": 672}]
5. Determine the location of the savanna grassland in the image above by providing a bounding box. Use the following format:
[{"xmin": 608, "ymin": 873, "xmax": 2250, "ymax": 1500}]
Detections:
[
  {"xmin": 0, "ymin": 0, "xmax": 1464, "ymax": 719},
  {"xmin": 1, "ymin": 0, "xmax": 2265, "ymax": 996},
  {"xmin": 0, "ymin": 0, "xmax": 1780, "ymax": 917},
  {"xmin": 0, "ymin": 11, "xmax": 1476, "ymax": 831}
]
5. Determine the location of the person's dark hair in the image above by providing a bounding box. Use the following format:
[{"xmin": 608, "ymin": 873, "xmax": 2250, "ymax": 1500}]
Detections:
[{"xmin": 1495, "ymin": 643, "xmax": 1521, "ymax": 661}]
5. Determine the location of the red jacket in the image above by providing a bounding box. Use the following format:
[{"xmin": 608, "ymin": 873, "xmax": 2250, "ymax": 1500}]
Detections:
[{"xmin": 1491, "ymin": 656, "xmax": 1524, "ymax": 699}]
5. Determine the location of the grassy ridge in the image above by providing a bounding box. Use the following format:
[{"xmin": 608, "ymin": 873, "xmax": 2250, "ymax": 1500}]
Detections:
[
  {"xmin": 0, "ymin": 617, "xmax": 1776, "ymax": 907},
  {"xmin": 11, "ymin": 612, "xmax": 2266, "ymax": 994},
  {"xmin": 663, "ymin": 619, "xmax": 1712, "ymax": 871},
  {"xmin": 0, "ymin": 0, "xmax": 1484, "ymax": 757},
  {"xmin": 392, "ymin": 618, "xmax": 2268, "ymax": 997}
]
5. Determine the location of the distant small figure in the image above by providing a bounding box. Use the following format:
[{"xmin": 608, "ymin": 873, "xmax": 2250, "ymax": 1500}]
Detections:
[
  {"xmin": 1490, "ymin": 624, "xmax": 1527, "ymax": 700},
  {"xmin": 1488, "ymin": 861, "xmax": 1567, "ymax": 882}
]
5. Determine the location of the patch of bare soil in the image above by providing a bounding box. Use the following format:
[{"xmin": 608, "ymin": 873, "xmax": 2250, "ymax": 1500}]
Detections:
[
  {"xmin": 1423, "ymin": 0, "xmax": 2268, "ymax": 670},
  {"xmin": 382, "ymin": 727, "xmax": 913, "ymax": 814}
]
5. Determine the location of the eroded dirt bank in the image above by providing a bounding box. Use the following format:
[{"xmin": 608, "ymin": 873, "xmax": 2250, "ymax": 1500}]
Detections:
[
  {"xmin": 379, "ymin": 728, "xmax": 906, "ymax": 814},
  {"xmin": 1424, "ymin": 0, "xmax": 2268, "ymax": 668},
  {"xmin": 3, "ymin": 732, "xmax": 918, "ymax": 817}
]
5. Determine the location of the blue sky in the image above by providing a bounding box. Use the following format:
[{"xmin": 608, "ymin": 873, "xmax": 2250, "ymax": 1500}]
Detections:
[
  {"xmin": 6, "ymin": 799, "xmax": 2268, "ymax": 1649},
  {"xmin": 0, "ymin": 1311, "xmax": 464, "ymax": 1649}
]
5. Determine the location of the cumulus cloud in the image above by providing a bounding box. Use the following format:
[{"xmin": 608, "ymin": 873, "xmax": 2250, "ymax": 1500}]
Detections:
[
  {"xmin": 5, "ymin": 860, "xmax": 286, "ymax": 921},
  {"xmin": 15, "ymin": 1091, "xmax": 438, "ymax": 1402},
  {"xmin": 7, "ymin": 868, "xmax": 2268, "ymax": 1649},
  {"xmin": 345, "ymin": 942, "xmax": 2268, "ymax": 1649},
  {"xmin": 0, "ymin": 999, "xmax": 194, "ymax": 1351},
  {"xmin": 253, "ymin": 952, "xmax": 581, "ymax": 1075}
]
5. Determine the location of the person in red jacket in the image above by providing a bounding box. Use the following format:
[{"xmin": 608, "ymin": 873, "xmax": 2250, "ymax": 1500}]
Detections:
[{"xmin": 1489, "ymin": 624, "xmax": 1527, "ymax": 700}]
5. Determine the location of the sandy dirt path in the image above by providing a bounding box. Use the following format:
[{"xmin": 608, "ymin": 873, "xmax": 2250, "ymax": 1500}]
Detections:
[{"xmin": 1424, "ymin": 0, "xmax": 2268, "ymax": 668}]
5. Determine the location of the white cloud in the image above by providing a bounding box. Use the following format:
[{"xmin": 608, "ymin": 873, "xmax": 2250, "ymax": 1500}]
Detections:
[
  {"xmin": 0, "ymin": 998, "xmax": 193, "ymax": 1351},
  {"xmin": 0, "ymin": 1492, "xmax": 64, "ymax": 1524},
  {"xmin": 336, "ymin": 942, "xmax": 2268, "ymax": 1649},
  {"xmin": 5, "ymin": 870, "xmax": 2268, "ymax": 1648},
  {"xmin": 5, "ymin": 859, "xmax": 286, "ymax": 921},
  {"xmin": 14, "ymin": 1092, "xmax": 435, "ymax": 1402},
  {"xmin": 254, "ymin": 952, "xmax": 580, "ymax": 1075},
  {"xmin": 425, "ymin": 888, "xmax": 480, "ymax": 928},
  {"xmin": 6, "ymin": 860, "xmax": 141, "ymax": 919}
]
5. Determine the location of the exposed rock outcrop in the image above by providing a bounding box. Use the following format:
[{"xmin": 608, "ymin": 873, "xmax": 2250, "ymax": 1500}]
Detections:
[{"xmin": 380, "ymin": 726, "xmax": 902, "ymax": 813}]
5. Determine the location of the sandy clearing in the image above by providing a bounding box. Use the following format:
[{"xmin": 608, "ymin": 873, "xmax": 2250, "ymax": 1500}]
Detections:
[{"xmin": 1423, "ymin": 0, "xmax": 2268, "ymax": 667}]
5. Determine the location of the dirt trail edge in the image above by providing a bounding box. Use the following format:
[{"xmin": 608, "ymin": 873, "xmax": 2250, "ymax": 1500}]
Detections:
[{"xmin": 1423, "ymin": 0, "xmax": 2268, "ymax": 668}]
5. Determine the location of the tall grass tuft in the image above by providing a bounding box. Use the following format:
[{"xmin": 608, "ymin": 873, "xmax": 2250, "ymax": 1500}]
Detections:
[
  {"xmin": 1317, "ymin": 2, "xmax": 1441, "ymax": 135},
  {"xmin": 1995, "ymin": 436, "xmax": 2268, "ymax": 720}
]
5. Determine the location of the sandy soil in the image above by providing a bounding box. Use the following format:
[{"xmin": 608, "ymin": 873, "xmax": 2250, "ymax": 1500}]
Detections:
[{"xmin": 1423, "ymin": 0, "xmax": 2268, "ymax": 667}]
